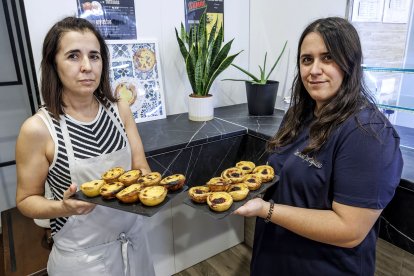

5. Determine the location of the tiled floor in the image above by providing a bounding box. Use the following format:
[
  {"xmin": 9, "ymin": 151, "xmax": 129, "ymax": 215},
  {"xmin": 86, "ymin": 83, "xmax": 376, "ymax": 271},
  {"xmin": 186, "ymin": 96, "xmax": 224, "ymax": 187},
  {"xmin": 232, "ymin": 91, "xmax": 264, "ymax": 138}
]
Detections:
[{"xmin": 174, "ymin": 239, "xmax": 414, "ymax": 276}]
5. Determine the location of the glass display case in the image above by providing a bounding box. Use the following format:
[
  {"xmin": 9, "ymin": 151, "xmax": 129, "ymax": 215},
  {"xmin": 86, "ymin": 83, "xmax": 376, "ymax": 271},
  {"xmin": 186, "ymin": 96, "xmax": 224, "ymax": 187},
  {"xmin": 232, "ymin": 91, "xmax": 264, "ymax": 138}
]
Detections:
[{"xmin": 363, "ymin": 65, "xmax": 414, "ymax": 148}]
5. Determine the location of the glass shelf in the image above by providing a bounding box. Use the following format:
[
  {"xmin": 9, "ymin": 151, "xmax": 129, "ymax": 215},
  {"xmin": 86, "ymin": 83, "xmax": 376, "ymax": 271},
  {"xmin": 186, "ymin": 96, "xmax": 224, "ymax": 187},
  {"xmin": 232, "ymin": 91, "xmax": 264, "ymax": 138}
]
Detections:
[
  {"xmin": 362, "ymin": 65, "xmax": 414, "ymax": 130},
  {"xmin": 362, "ymin": 65, "xmax": 414, "ymax": 74}
]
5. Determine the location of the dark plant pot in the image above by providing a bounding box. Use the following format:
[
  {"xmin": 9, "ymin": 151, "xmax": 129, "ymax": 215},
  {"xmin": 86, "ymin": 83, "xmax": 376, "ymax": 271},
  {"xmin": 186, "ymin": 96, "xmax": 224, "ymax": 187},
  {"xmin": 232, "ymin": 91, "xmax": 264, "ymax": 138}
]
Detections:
[{"xmin": 245, "ymin": 80, "xmax": 279, "ymax": 116}]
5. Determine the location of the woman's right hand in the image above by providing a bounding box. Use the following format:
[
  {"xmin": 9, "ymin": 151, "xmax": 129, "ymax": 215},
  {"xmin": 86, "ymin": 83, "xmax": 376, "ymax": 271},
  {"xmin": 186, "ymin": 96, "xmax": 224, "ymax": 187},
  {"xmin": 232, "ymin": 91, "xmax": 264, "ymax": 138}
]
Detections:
[{"xmin": 62, "ymin": 183, "xmax": 96, "ymax": 216}]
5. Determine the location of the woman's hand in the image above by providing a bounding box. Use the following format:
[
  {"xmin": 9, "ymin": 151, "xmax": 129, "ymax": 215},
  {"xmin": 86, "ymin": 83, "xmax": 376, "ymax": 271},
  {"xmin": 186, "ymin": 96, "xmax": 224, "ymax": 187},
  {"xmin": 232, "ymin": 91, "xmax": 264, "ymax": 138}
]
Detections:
[
  {"xmin": 62, "ymin": 184, "xmax": 96, "ymax": 216},
  {"xmin": 233, "ymin": 197, "xmax": 267, "ymax": 218}
]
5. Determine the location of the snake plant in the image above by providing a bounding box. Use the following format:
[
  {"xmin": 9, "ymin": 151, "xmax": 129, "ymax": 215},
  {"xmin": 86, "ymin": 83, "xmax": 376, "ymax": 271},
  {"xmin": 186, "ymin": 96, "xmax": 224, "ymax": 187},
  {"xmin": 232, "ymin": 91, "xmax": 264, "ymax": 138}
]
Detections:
[{"xmin": 175, "ymin": 12, "xmax": 241, "ymax": 96}]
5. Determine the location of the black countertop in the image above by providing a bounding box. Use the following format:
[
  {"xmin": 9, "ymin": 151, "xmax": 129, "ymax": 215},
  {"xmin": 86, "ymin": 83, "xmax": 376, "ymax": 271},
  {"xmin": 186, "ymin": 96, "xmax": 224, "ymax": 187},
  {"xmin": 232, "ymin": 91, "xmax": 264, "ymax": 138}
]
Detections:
[{"xmin": 138, "ymin": 103, "xmax": 414, "ymax": 183}]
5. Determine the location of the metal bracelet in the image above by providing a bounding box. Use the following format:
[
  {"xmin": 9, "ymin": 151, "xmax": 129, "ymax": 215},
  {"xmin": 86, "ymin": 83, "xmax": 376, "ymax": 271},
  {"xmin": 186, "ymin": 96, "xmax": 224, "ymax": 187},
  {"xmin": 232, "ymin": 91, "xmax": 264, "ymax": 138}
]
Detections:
[{"xmin": 264, "ymin": 199, "xmax": 274, "ymax": 223}]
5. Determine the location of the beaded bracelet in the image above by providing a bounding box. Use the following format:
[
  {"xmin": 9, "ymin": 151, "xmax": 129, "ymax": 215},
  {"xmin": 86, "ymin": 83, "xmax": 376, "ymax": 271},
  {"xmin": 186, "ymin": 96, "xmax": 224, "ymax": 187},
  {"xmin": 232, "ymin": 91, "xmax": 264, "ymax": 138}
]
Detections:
[{"xmin": 264, "ymin": 199, "xmax": 274, "ymax": 223}]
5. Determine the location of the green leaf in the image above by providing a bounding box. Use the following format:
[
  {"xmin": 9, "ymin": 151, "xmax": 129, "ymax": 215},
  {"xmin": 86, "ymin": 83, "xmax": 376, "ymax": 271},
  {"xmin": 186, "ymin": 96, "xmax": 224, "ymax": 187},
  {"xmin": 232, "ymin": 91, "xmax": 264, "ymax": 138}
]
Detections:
[
  {"xmin": 231, "ymin": 63, "xmax": 260, "ymax": 83},
  {"xmin": 208, "ymin": 19, "xmax": 218, "ymax": 47},
  {"xmin": 195, "ymin": 55, "xmax": 204, "ymax": 94},
  {"xmin": 205, "ymin": 51, "xmax": 242, "ymax": 94},
  {"xmin": 175, "ymin": 28, "xmax": 189, "ymax": 60},
  {"xmin": 185, "ymin": 46, "xmax": 197, "ymax": 93},
  {"xmin": 266, "ymin": 40, "xmax": 288, "ymax": 81},
  {"xmin": 259, "ymin": 65, "xmax": 265, "ymax": 82},
  {"xmin": 210, "ymin": 39, "xmax": 234, "ymax": 78},
  {"xmin": 263, "ymin": 52, "xmax": 267, "ymax": 80},
  {"xmin": 180, "ymin": 23, "xmax": 187, "ymax": 44},
  {"xmin": 210, "ymin": 23, "xmax": 223, "ymax": 62}
]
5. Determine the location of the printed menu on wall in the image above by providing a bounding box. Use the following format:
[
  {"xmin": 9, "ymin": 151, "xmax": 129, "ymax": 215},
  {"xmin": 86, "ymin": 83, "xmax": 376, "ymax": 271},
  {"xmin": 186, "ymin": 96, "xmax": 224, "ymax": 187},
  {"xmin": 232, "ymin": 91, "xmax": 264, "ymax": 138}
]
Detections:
[
  {"xmin": 351, "ymin": 0, "xmax": 385, "ymax": 22},
  {"xmin": 184, "ymin": 0, "xmax": 224, "ymax": 36},
  {"xmin": 77, "ymin": 0, "xmax": 137, "ymax": 40}
]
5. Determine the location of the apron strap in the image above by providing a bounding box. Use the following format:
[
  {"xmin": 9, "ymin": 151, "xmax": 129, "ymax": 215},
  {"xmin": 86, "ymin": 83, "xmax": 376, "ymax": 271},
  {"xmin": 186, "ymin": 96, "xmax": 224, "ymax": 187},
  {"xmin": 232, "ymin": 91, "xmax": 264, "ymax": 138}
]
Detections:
[{"xmin": 118, "ymin": 232, "xmax": 131, "ymax": 276}]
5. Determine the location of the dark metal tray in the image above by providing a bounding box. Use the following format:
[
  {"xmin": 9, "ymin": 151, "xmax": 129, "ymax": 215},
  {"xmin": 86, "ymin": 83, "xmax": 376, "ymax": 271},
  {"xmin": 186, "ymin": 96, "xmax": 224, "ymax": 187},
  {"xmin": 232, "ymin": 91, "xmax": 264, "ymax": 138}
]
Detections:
[
  {"xmin": 72, "ymin": 186, "xmax": 188, "ymax": 217},
  {"xmin": 183, "ymin": 176, "xmax": 279, "ymax": 219}
]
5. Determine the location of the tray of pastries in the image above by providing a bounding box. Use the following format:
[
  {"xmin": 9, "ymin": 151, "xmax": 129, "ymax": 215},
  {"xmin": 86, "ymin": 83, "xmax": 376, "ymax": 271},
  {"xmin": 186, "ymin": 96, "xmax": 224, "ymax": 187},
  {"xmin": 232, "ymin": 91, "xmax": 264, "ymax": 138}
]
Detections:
[
  {"xmin": 72, "ymin": 167, "xmax": 188, "ymax": 217},
  {"xmin": 183, "ymin": 161, "xmax": 279, "ymax": 219}
]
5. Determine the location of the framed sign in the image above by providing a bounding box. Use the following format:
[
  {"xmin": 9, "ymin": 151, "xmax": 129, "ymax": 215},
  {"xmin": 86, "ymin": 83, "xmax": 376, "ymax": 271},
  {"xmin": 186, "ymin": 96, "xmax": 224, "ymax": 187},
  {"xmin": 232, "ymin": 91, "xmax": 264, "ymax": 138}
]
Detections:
[
  {"xmin": 77, "ymin": 0, "xmax": 137, "ymax": 40},
  {"xmin": 107, "ymin": 39, "xmax": 166, "ymax": 123},
  {"xmin": 185, "ymin": 0, "xmax": 224, "ymax": 37}
]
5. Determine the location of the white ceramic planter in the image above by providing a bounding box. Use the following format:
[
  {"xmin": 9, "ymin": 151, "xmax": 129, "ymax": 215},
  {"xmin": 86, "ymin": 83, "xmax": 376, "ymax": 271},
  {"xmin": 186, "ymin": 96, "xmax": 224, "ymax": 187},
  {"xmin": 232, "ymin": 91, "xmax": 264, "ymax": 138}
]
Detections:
[{"xmin": 188, "ymin": 94, "xmax": 214, "ymax": 121}]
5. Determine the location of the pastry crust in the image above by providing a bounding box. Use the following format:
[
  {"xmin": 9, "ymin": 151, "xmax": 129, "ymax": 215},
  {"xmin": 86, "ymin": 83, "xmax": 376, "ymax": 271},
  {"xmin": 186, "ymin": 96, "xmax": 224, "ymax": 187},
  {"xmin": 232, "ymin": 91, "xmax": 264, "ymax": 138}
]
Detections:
[
  {"xmin": 235, "ymin": 161, "xmax": 256, "ymax": 175},
  {"xmin": 221, "ymin": 167, "xmax": 244, "ymax": 183},
  {"xmin": 116, "ymin": 184, "xmax": 144, "ymax": 203},
  {"xmin": 188, "ymin": 186, "xmax": 210, "ymax": 203},
  {"xmin": 253, "ymin": 165, "xmax": 275, "ymax": 182},
  {"xmin": 102, "ymin": 167, "xmax": 125, "ymax": 183},
  {"xmin": 115, "ymin": 82, "xmax": 137, "ymax": 105},
  {"xmin": 207, "ymin": 192, "xmax": 233, "ymax": 212},
  {"xmin": 136, "ymin": 172, "xmax": 162, "ymax": 186},
  {"xmin": 242, "ymin": 174, "xmax": 262, "ymax": 191},
  {"xmin": 139, "ymin": 186, "xmax": 168, "ymax": 206},
  {"xmin": 134, "ymin": 48, "xmax": 156, "ymax": 72},
  {"xmin": 118, "ymin": 169, "xmax": 142, "ymax": 186},
  {"xmin": 206, "ymin": 177, "xmax": 230, "ymax": 192},
  {"xmin": 80, "ymin": 179, "xmax": 105, "ymax": 197},
  {"xmin": 100, "ymin": 182, "xmax": 125, "ymax": 199},
  {"xmin": 160, "ymin": 174, "xmax": 186, "ymax": 191},
  {"xmin": 228, "ymin": 183, "xmax": 249, "ymax": 201}
]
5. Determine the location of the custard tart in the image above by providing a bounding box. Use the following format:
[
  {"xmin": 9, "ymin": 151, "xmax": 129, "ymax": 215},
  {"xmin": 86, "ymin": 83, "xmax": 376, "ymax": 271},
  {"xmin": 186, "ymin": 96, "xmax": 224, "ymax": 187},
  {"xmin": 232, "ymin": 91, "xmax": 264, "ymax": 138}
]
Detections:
[
  {"xmin": 139, "ymin": 186, "xmax": 168, "ymax": 206},
  {"xmin": 102, "ymin": 167, "xmax": 125, "ymax": 183},
  {"xmin": 221, "ymin": 167, "xmax": 244, "ymax": 183},
  {"xmin": 118, "ymin": 169, "xmax": 142, "ymax": 186},
  {"xmin": 207, "ymin": 192, "xmax": 233, "ymax": 212},
  {"xmin": 253, "ymin": 165, "xmax": 275, "ymax": 182},
  {"xmin": 136, "ymin": 172, "xmax": 162, "ymax": 186},
  {"xmin": 160, "ymin": 174, "xmax": 186, "ymax": 191},
  {"xmin": 241, "ymin": 174, "xmax": 262, "ymax": 191},
  {"xmin": 235, "ymin": 161, "xmax": 256, "ymax": 175},
  {"xmin": 206, "ymin": 177, "xmax": 230, "ymax": 192},
  {"xmin": 100, "ymin": 182, "xmax": 125, "ymax": 199},
  {"xmin": 228, "ymin": 183, "xmax": 249, "ymax": 201},
  {"xmin": 116, "ymin": 183, "xmax": 144, "ymax": 203},
  {"xmin": 188, "ymin": 186, "xmax": 210, "ymax": 203},
  {"xmin": 80, "ymin": 179, "xmax": 105, "ymax": 197}
]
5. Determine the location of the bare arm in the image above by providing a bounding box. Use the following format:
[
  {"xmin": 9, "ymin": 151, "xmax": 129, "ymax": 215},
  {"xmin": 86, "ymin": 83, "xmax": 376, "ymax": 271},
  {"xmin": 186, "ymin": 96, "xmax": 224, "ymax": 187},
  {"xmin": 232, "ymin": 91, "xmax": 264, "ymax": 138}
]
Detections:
[
  {"xmin": 16, "ymin": 115, "xmax": 95, "ymax": 219},
  {"xmin": 117, "ymin": 100, "xmax": 151, "ymax": 174},
  {"xmin": 233, "ymin": 198, "xmax": 381, "ymax": 248}
]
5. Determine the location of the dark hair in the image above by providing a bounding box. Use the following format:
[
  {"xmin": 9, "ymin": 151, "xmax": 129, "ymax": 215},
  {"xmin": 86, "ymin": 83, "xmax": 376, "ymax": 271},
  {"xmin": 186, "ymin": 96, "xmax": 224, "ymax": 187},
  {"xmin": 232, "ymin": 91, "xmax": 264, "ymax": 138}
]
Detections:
[
  {"xmin": 40, "ymin": 16, "xmax": 116, "ymax": 119},
  {"xmin": 268, "ymin": 17, "xmax": 379, "ymax": 154}
]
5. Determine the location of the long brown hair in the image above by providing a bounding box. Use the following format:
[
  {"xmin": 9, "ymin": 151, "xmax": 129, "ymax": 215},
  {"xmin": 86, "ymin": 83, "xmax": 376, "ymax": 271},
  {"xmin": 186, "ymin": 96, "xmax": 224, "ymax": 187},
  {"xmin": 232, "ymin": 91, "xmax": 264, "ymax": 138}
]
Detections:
[
  {"xmin": 40, "ymin": 16, "xmax": 116, "ymax": 119},
  {"xmin": 268, "ymin": 17, "xmax": 379, "ymax": 155}
]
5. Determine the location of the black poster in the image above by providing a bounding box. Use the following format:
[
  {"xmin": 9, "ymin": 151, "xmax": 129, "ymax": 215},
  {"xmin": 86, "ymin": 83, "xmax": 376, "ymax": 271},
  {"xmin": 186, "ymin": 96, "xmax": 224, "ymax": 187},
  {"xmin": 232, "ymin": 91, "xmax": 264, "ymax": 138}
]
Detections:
[
  {"xmin": 77, "ymin": 0, "xmax": 137, "ymax": 40},
  {"xmin": 184, "ymin": 0, "xmax": 224, "ymax": 35}
]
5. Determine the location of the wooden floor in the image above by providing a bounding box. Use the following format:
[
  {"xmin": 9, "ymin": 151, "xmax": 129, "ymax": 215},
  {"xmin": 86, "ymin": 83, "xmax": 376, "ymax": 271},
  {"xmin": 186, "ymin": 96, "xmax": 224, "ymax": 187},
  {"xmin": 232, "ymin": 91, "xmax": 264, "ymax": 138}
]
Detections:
[
  {"xmin": 174, "ymin": 239, "xmax": 414, "ymax": 276},
  {"xmin": 173, "ymin": 243, "xmax": 252, "ymax": 276}
]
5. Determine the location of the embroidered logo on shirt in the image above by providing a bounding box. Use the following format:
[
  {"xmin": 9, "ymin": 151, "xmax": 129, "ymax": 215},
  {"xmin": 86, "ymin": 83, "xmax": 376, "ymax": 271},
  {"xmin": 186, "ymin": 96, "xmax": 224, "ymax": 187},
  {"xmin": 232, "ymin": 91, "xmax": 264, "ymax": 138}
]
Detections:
[{"xmin": 294, "ymin": 150, "xmax": 323, "ymax": 168}]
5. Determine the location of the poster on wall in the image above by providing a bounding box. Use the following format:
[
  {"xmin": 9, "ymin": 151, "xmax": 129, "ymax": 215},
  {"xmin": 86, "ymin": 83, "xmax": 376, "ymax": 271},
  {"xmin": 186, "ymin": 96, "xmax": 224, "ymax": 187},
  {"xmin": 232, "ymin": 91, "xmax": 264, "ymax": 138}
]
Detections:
[
  {"xmin": 184, "ymin": 0, "xmax": 224, "ymax": 36},
  {"xmin": 383, "ymin": 0, "xmax": 412, "ymax": 23},
  {"xmin": 351, "ymin": 0, "xmax": 385, "ymax": 22},
  {"xmin": 107, "ymin": 40, "xmax": 167, "ymax": 123},
  {"xmin": 77, "ymin": 0, "xmax": 137, "ymax": 40}
]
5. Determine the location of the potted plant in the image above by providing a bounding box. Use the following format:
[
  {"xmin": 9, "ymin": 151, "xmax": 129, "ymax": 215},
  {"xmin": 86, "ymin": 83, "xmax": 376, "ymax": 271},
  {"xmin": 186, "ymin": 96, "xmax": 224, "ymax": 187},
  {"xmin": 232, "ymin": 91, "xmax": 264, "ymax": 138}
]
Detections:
[
  {"xmin": 225, "ymin": 41, "xmax": 288, "ymax": 116},
  {"xmin": 175, "ymin": 12, "xmax": 241, "ymax": 121}
]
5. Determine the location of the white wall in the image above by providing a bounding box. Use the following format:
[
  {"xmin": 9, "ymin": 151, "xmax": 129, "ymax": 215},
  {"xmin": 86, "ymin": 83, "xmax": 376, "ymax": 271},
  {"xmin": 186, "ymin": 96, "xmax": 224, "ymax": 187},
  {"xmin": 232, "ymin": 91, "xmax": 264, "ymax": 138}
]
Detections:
[
  {"xmin": 249, "ymin": 0, "xmax": 348, "ymax": 109},
  {"xmin": 23, "ymin": 0, "xmax": 250, "ymax": 116}
]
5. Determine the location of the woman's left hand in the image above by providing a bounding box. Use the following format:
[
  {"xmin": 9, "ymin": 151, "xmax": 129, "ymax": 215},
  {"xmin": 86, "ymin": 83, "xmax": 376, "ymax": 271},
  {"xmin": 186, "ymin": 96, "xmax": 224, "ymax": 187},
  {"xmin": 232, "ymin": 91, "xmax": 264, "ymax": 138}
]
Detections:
[{"xmin": 233, "ymin": 197, "xmax": 267, "ymax": 218}]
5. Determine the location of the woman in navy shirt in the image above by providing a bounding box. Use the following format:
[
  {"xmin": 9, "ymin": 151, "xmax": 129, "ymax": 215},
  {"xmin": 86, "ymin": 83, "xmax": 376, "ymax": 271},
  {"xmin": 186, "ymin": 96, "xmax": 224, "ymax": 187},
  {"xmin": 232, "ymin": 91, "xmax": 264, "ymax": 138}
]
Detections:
[{"xmin": 234, "ymin": 17, "xmax": 403, "ymax": 275}]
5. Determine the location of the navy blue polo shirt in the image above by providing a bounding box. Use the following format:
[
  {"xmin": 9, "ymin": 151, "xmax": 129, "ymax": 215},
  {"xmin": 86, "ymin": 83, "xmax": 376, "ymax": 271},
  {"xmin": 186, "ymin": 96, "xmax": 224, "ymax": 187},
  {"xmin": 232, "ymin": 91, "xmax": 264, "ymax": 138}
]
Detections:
[{"xmin": 251, "ymin": 108, "xmax": 403, "ymax": 276}]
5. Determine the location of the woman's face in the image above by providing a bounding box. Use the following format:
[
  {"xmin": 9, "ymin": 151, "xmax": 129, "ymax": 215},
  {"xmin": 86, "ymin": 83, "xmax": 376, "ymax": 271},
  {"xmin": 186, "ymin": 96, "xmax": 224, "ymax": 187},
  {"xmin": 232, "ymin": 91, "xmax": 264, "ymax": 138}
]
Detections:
[
  {"xmin": 300, "ymin": 32, "xmax": 344, "ymax": 110},
  {"xmin": 55, "ymin": 30, "xmax": 102, "ymax": 98}
]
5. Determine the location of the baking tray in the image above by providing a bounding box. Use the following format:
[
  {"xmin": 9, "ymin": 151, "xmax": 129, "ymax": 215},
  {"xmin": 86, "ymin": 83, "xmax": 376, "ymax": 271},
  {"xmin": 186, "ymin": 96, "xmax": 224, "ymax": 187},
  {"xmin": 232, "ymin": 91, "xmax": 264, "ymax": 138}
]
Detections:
[
  {"xmin": 72, "ymin": 186, "xmax": 188, "ymax": 217},
  {"xmin": 183, "ymin": 176, "xmax": 279, "ymax": 219}
]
